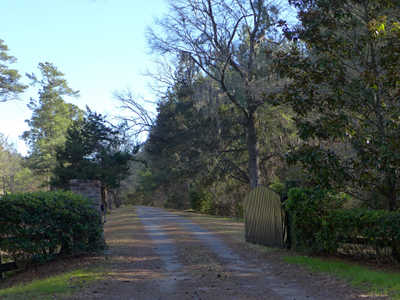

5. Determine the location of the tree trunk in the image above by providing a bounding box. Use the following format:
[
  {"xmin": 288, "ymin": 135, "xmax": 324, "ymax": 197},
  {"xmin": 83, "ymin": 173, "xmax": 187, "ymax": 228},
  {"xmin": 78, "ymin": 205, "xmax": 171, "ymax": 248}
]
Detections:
[
  {"xmin": 108, "ymin": 190, "xmax": 113, "ymax": 211},
  {"xmin": 101, "ymin": 184, "xmax": 108, "ymax": 216},
  {"xmin": 388, "ymin": 190, "xmax": 397, "ymax": 211},
  {"xmin": 2, "ymin": 176, "xmax": 6, "ymax": 195},
  {"xmin": 9, "ymin": 175, "xmax": 14, "ymax": 193},
  {"xmin": 247, "ymin": 113, "xmax": 260, "ymax": 189},
  {"xmin": 114, "ymin": 190, "xmax": 122, "ymax": 208},
  {"xmin": 386, "ymin": 171, "xmax": 397, "ymax": 211}
]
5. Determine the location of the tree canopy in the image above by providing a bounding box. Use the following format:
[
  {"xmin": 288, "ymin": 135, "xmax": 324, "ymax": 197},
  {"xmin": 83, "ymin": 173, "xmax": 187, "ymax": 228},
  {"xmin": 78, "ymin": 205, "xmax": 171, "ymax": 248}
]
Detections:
[
  {"xmin": 1, "ymin": 0, "xmax": 399, "ymax": 215},
  {"xmin": 22, "ymin": 62, "xmax": 82, "ymax": 185},
  {"xmin": 280, "ymin": 0, "xmax": 400, "ymax": 209},
  {"xmin": 53, "ymin": 109, "xmax": 133, "ymax": 192},
  {"xmin": 148, "ymin": 0, "xmax": 290, "ymax": 188},
  {"xmin": 0, "ymin": 134, "xmax": 41, "ymax": 194},
  {"xmin": 0, "ymin": 39, "xmax": 27, "ymax": 102}
]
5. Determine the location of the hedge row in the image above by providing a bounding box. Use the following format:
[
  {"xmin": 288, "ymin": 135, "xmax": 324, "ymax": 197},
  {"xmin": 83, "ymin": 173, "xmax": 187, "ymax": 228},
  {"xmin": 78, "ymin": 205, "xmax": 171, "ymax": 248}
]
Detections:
[
  {"xmin": 321, "ymin": 209, "xmax": 400, "ymax": 257},
  {"xmin": 285, "ymin": 188, "xmax": 400, "ymax": 260},
  {"xmin": 0, "ymin": 191, "xmax": 105, "ymax": 264}
]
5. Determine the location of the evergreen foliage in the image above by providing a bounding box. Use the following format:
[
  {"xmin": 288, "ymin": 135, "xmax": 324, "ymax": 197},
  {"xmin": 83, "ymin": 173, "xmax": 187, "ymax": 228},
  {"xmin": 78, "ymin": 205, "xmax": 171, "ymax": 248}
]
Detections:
[
  {"xmin": 285, "ymin": 188, "xmax": 400, "ymax": 260},
  {"xmin": 53, "ymin": 109, "xmax": 133, "ymax": 191},
  {"xmin": 280, "ymin": 0, "xmax": 400, "ymax": 209},
  {"xmin": 23, "ymin": 62, "xmax": 82, "ymax": 184},
  {"xmin": 148, "ymin": 0, "xmax": 291, "ymax": 188},
  {"xmin": 0, "ymin": 191, "xmax": 104, "ymax": 264},
  {"xmin": 0, "ymin": 134, "xmax": 41, "ymax": 193},
  {"xmin": 0, "ymin": 39, "xmax": 27, "ymax": 102}
]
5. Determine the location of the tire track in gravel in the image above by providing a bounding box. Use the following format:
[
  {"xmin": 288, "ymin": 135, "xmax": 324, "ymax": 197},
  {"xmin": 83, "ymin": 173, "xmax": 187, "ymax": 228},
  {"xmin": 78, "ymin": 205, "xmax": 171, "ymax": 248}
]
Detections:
[
  {"xmin": 137, "ymin": 206, "xmax": 315, "ymax": 300},
  {"xmin": 135, "ymin": 206, "xmax": 189, "ymax": 294}
]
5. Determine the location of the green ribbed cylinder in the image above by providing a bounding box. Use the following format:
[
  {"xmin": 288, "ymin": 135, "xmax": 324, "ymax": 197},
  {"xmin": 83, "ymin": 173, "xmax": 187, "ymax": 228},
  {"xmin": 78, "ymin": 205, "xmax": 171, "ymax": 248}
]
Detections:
[{"xmin": 244, "ymin": 186, "xmax": 285, "ymax": 248}]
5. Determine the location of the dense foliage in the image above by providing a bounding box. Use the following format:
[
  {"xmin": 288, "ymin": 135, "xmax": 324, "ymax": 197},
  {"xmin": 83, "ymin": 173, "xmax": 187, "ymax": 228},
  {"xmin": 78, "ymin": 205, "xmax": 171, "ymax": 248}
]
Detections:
[
  {"xmin": 0, "ymin": 134, "xmax": 41, "ymax": 193},
  {"xmin": 322, "ymin": 209, "xmax": 400, "ymax": 260},
  {"xmin": 281, "ymin": 0, "xmax": 400, "ymax": 209},
  {"xmin": 0, "ymin": 191, "xmax": 104, "ymax": 264},
  {"xmin": 149, "ymin": 0, "xmax": 290, "ymax": 189},
  {"xmin": 23, "ymin": 62, "xmax": 83, "ymax": 186},
  {"xmin": 122, "ymin": 50, "xmax": 297, "ymax": 212},
  {"xmin": 285, "ymin": 188, "xmax": 400, "ymax": 260},
  {"xmin": 1, "ymin": 0, "xmax": 399, "ymax": 265},
  {"xmin": 53, "ymin": 109, "xmax": 132, "ymax": 190}
]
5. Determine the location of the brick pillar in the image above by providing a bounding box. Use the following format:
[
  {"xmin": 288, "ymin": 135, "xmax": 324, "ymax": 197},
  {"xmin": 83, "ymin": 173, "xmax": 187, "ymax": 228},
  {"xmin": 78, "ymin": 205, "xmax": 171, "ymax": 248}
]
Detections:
[
  {"xmin": 69, "ymin": 179, "xmax": 102, "ymax": 213},
  {"xmin": 69, "ymin": 179, "xmax": 105, "ymax": 245}
]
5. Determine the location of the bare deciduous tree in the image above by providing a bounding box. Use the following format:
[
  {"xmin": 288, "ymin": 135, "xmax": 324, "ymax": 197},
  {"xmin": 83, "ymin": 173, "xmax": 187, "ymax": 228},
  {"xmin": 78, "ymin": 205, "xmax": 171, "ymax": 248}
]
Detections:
[
  {"xmin": 148, "ymin": 0, "xmax": 286, "ymax": 188},
  {"xmin": 113, "ymin": 90, "xmax": 156, "ymax": 142}
]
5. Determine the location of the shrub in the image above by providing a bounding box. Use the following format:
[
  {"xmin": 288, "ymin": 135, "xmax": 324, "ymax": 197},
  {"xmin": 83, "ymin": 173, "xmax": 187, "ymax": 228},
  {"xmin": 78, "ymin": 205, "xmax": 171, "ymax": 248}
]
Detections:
[
  {"xmin": 189, "ymin": 187, "xmax": 215, "ymax": 214},
  {"xmin": 270, "ymin": 180, "xmax": 301, "ymax": 202},
  {"xmin": 269, "ymin": 181, "xmax": 285, "ymax": 197},
  {"xmin": 284, "ymin": 188, "xmax": 344, "ymax": 252},
  {"xmin": 285, "ymin": 187, "xmax": 400, "ymax": 260},
  {"xmin": 320, "ymin": 209, "xmax": 400, "ymax": 259},
  {"xmin": 199, "ymin": 193, "xmax": 215, "ymax": 215},
  {"xmin": 0, "ymin": 191, "xmax": 105, "ymax": 264}
]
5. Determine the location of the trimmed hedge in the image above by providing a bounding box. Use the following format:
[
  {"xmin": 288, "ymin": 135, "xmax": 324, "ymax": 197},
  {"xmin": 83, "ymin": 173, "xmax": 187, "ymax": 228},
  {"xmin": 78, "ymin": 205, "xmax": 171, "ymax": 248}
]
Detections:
[
  {"xmin": 284, "ymin": 188, "xmax": 400, "ymax": 260},
  {"xmin": 0, "ymin": 191, "xmax": 105, "ymax": 264},
  {"xmin": 320, "ymin": 209, "xmax": 400, "ymax": 258},
  {"xmin": 284, "ymin": 188, "xmax": 344, "ymax": 252}
]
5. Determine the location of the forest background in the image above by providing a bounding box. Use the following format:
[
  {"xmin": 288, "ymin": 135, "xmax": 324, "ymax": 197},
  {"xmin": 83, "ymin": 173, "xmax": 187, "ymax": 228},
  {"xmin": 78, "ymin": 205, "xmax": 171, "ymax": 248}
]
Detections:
[{"xmin": 0, "ymin": 0, "xmax": 399, "ymax": 219}]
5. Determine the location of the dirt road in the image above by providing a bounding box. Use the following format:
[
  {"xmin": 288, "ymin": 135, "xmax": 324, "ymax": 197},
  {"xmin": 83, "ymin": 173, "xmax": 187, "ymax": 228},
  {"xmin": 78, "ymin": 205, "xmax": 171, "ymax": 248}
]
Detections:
[{"xmin": 69, "ymin": 206, "xmax": 383, "ymax": 300}]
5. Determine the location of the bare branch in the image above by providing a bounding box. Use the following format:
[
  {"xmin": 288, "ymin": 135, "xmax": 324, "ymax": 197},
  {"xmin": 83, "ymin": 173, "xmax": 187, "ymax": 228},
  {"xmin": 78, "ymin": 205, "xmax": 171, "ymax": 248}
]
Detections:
[{"xmin": 113, "ymin": 90, "xmax": 155, "ymax": 141}]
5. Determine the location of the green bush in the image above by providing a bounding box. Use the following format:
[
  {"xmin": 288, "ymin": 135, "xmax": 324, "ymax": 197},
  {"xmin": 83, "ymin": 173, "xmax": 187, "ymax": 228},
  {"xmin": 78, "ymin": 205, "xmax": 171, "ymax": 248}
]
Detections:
[
  {"xmin": 269, "ymin": 181, "xmax": 285, "ymax": 196},
  {"xmin": 320, "ymin": 209, "xmax": 400, "ymax": 258},
  {"xmin": 189, "ymin": 187, "xmax": 215, "ymax": 214},
  {"xmin": 0, "ymin": 191, "xmax": 105, "ymax": 264},
  {"xmin": 285, "ymin": 188, "xmax": 400, "ymax": 260},
  {"xmin": 199, "ymin": 193, "xmax": 215, "ymax": 215},
  {"xmin": 284, "ymin": 188, "xmax": 344, "ymax": 252},
  {"xmin": 270, "ymin": 180, "xmax": 301, "ymax": 202}
]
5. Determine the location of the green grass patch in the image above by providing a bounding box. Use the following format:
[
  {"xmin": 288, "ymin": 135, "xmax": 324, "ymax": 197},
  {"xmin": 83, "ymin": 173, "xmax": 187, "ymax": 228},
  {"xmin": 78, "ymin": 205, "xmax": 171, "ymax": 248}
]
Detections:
[
  {"xmin": 284, "ymin": 255, "xmax": 400, "ymax": 299},
  {"xmin": 0, "ymin": 267, "xmax": 106, "ymax": 300}
]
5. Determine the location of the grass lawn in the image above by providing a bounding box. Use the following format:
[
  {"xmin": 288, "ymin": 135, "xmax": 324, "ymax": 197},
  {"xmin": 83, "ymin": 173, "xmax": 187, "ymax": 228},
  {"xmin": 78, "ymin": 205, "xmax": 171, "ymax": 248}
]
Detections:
[
  {"xmin": 284, "ymin": 255, "xmax": 400, "ymax": 299},
  {"xmin": 0, "ymin": 267, "xmax": 106, "ymax": 300}
]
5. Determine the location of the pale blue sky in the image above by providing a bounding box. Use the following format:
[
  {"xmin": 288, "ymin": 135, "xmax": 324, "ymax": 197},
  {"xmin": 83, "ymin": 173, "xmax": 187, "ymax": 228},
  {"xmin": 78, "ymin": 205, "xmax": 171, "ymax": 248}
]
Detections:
[{"xmin": 0, "ymin": 0, "xmax": 167, "ymax": 154}]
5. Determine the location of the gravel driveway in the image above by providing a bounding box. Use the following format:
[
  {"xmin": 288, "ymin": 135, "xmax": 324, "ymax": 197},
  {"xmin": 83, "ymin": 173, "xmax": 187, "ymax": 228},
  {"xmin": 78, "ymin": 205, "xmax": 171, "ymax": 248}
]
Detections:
[{"xmin": 68, "ymin": 206, "xmax": 386, "ymax": 300}]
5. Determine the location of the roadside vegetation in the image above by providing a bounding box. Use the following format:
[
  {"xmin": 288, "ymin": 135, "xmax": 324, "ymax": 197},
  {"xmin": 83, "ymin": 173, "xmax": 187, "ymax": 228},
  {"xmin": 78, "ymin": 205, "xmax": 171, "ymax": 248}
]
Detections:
[
  {"xmin": 0, "ymin": 191, "xmax": 105, "ymax": 264},
  {"xmin": 0, "ymin": 0, "xmax": 399, "ymax": 296},
  {"xmin": 0, "ymin": 267, "xmax": 105, "ymax": 300},
  {"xmin": 284, "ymin": 256, "xmax": 400, "ymax": 299},
  {"xmin": 172, "ymin": 208, "xmax": 400, "ymax": 299}
]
